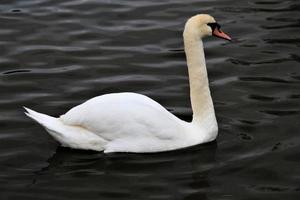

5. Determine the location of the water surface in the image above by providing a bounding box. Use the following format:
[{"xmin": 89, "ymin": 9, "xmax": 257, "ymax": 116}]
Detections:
[{"xmin": 0, "ymin": 0, "xmax": 299, "ymax": 199}]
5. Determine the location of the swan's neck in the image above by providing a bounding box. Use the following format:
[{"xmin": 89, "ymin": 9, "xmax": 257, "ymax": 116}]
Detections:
[{"xmin": 184, "ymin": 33, "xmax": 217, "ymax": 126}]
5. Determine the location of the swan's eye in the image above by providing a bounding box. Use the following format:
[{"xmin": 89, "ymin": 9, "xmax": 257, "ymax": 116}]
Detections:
[{"xmin": 207, "ymin": 23, "xmax": 221, "ymax": 31}]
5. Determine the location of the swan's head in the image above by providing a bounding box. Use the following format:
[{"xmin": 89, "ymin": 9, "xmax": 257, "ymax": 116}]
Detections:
[{"xmin": 184, "ymin": 14, "xmax": 231, "ymax": 41}]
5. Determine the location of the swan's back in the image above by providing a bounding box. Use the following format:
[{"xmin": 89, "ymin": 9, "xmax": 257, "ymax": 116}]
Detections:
[{"xmin": 60, "ymin": 93, "xmax": 186, "ymax": 151}]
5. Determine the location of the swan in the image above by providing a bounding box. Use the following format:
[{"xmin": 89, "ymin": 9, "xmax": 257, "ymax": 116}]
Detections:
[{"xmin": 25, "ymin": 14, "xmax": 231, "ymax": 153}]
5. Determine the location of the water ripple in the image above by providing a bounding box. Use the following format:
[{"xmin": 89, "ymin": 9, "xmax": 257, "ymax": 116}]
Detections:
[{"xmin": 0, "ymin": 0, "xmax": 299, "ymax": 199}]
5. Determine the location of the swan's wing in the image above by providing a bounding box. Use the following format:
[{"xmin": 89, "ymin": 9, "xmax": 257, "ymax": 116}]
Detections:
[{"xmin": 60, "ymin": 93, "xmax": 185, "ymax": 142}]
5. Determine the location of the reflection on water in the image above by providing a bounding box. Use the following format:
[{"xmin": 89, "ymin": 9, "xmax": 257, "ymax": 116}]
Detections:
[
  {"xmin": 0, "ymin": 0, "xmax": 299, "ymax": 199},
  {"xmin": 28, "ymin": 143, "xmax": 216, "ymax": 199}
]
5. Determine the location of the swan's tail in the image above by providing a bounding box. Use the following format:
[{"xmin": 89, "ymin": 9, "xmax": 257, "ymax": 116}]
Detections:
[
  {"xmin": 24, "ymin": 107, "xmax": 59, "ymax": 130},
  {"xmin": 24, "ymin": 107, "xmax": 106, "ymax": 151}
]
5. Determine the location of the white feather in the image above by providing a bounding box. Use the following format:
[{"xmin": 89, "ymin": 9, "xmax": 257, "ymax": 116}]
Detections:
[{"xmin": 24, "ymin": 107, "xmax": 107, "ymax": 151}]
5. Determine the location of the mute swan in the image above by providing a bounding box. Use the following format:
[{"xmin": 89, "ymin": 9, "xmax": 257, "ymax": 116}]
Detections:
[{"xmin": 25, "ymin": 14, "xmax": 231, "ymax": 153}]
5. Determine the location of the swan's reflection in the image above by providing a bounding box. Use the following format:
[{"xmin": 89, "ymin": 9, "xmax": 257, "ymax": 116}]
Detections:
[{"xmin": 33, "ymin": 142, "xmax": 217, "ymax": 200}]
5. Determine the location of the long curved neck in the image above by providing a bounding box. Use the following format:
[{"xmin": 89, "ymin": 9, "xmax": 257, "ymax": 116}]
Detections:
[{"xmin": 183, "ymin": 31, "xmax": 216, "ymax": 124}]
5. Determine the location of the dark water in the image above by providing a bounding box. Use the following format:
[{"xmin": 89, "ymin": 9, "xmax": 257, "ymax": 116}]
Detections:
[{"xmin": 0, "ymin": 0, "xmax": 299, "ymax": 199}]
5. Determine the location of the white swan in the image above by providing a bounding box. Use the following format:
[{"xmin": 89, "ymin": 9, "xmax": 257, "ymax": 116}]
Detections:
[{"xmin": 25, "ymin": 14, "xmax": 231, "ymax": 153}]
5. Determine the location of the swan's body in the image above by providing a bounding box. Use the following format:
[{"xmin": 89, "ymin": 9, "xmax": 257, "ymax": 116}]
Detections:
[
  {"xmin": 25, "ymin": 92, "xmax": 216, "ymax": 153},
  {"xmin": 25, "ymin": 14, "xmax": 231, "ymax": 153}
]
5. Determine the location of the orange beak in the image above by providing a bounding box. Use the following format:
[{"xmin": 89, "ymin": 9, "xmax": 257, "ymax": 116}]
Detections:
[{"xmin": 213, "ymin": 29, "xmax": 231, "ymax": 41}]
